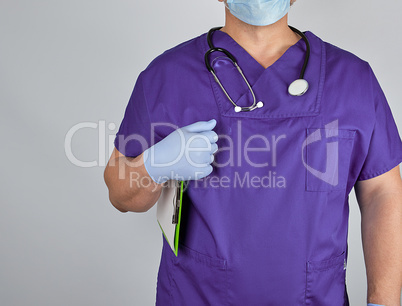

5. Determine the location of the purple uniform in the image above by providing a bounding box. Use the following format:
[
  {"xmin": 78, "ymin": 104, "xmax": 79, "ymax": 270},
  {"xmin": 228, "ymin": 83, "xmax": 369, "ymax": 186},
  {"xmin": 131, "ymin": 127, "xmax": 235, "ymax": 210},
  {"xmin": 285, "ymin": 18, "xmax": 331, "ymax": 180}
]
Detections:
[{"xmin": 114, "ymin": 30, "xmax": 402, "ymax": 305}]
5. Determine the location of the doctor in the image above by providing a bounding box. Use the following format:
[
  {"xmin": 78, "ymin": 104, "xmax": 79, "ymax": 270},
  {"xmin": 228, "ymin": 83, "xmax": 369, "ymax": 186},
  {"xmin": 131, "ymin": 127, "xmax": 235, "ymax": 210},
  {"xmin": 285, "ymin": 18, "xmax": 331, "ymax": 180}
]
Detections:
[{"xmin": 104, "ymin": 0, "xmax": 402, "ymax": 305}]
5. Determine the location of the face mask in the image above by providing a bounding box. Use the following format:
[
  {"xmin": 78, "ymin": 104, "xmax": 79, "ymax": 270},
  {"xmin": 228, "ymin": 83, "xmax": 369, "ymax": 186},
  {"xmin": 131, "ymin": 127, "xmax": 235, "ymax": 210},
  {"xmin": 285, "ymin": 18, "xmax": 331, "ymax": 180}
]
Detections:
[{"xmin": 225, "ymin": 0, "xmax": 290, "ymax": 26}]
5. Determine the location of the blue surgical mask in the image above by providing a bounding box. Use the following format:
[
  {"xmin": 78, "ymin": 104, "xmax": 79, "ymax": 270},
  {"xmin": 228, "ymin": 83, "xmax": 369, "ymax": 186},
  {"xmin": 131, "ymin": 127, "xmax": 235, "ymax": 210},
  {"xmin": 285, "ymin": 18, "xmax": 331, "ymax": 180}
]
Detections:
[{"xmin": 225, "ymin": 0, "xmax": 290, "ymax": 26}]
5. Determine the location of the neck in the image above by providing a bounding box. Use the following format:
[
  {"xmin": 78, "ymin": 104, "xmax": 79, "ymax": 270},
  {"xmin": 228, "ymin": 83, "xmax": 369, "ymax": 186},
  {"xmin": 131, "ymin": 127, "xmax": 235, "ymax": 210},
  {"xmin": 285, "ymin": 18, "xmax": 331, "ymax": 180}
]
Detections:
[{"xmin": 220, "ymin": 7, "xmax": 301, "ymax": 69}]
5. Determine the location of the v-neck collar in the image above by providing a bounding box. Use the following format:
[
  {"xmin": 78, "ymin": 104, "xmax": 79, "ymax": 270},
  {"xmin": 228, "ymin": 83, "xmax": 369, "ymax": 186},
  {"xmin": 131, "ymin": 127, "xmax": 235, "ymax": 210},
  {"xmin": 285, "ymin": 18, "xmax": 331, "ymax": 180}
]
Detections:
[
  {"xmin": 200, "ymin": 28, "xmax": 326, "ymax": 119},
  {"xmin": 215, "ymin": 29, "xmax": 306, "ymax": 75}
]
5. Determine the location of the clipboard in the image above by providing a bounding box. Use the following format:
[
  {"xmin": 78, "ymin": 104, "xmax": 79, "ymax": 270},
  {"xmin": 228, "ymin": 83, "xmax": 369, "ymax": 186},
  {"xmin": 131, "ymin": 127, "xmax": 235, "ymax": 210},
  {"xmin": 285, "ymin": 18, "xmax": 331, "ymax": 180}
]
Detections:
[{"xmin": 156, "ymin": 180, "xmax": 184, "ymax": 257}]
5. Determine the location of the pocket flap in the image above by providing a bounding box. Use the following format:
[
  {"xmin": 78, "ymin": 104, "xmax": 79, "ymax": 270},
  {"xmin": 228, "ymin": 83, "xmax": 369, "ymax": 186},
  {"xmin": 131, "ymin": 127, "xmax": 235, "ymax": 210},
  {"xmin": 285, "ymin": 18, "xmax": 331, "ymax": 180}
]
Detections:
[{"xmin": 307, "ymin": 251, "xmax": 346, "ymax": 272}]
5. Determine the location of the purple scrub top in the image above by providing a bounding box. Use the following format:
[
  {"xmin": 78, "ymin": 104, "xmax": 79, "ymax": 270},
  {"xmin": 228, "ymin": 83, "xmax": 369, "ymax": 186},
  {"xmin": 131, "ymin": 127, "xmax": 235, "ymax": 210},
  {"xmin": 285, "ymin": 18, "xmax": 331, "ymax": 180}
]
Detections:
[{"xmin": 114, "ymin": 29, "xmax": 402, "ymax": 305}]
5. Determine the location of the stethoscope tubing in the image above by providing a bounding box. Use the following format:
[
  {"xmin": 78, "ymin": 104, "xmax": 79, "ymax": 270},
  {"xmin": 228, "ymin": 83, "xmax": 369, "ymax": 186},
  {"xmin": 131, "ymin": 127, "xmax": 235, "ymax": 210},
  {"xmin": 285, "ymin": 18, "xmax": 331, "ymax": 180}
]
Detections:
[{"xmin": 204, "ymin": 25, "xmax": 311, "ymax": 112}]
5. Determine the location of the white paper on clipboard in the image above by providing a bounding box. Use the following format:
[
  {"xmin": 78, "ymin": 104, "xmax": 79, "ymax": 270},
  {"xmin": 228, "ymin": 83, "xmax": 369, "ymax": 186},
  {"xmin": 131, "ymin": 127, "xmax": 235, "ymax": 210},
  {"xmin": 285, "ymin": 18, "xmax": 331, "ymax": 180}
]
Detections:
[{"xmin": 156, "ymin": 180, "xmax": 179, "ymax": 254}]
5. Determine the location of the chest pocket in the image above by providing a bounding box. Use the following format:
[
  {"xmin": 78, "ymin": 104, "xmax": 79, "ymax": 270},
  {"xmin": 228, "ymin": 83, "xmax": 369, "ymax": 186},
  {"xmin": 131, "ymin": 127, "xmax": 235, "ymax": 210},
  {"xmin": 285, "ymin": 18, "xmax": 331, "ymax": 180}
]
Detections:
[{"xmin": 303, "ymin": 127, "xmax": 356, "ymax": 192}]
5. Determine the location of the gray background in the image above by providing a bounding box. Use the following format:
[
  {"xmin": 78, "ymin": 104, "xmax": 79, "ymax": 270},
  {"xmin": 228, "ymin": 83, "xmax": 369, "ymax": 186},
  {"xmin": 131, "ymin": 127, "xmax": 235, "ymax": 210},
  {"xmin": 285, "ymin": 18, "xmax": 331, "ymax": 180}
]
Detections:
[{"xmin": 1, "ymin": 0, "xmax": 401, "ymax": 305}]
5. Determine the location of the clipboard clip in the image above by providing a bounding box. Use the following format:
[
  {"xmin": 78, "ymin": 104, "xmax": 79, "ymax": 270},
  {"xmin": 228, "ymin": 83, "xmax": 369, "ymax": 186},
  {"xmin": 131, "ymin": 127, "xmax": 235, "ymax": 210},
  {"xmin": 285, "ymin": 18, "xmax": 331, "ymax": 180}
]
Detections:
[{"xmin": 172, "ymin": 182, "xmax": 182, "ymax": 224}]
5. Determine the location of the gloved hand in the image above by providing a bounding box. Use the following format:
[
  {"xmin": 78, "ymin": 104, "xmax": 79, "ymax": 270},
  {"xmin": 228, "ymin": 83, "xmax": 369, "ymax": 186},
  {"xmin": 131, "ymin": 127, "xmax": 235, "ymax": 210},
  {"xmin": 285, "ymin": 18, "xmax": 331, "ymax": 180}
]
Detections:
[{"xmin": 143, "ymin": 119, "xmax": 218, "ymax": 184}]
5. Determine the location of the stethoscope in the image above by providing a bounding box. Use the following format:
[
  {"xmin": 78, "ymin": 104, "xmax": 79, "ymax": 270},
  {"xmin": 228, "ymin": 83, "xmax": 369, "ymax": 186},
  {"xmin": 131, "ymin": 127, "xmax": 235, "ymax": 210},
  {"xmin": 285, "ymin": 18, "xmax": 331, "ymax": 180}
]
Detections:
[{"xmin": 204, "ymin": 26, "xmax": 311, "ymax": 112}]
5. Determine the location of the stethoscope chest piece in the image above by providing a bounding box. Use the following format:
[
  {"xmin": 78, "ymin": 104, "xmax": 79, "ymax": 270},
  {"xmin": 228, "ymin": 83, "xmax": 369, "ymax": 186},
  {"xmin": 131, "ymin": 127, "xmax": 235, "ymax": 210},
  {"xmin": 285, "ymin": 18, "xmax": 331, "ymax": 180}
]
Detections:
[{"xmin": 288, "ymin": 79, "xmax": 309, "ymax": 96}]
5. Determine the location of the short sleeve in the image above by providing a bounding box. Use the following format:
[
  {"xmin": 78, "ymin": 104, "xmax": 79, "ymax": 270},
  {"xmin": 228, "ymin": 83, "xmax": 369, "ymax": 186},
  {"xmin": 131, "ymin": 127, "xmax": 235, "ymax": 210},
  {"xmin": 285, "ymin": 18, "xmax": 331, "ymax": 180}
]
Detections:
[
  {"xmin": 357, "ymin": 65, "xmax": 402, "ymax": 180},
  {"xmin": 114, "ymin": 72, "xmax": 154, "ymax": 158}
]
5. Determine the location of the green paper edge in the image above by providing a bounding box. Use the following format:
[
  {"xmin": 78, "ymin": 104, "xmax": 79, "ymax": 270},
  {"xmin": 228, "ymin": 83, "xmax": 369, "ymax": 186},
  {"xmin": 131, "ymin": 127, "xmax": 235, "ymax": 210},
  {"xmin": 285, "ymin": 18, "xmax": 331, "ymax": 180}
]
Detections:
[
  {"xmin": 173, "ymin": 181, "xmax": 184, "ymax": 257},
  {"xmin": 157, "ymin": 220, "xmax": 172, "ymax": 252},
  {"xmin": 157, "ymin": 181, "xmax": 184, "ymax": 257}
]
